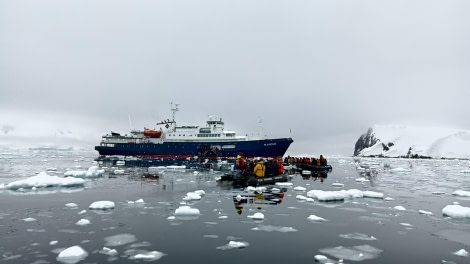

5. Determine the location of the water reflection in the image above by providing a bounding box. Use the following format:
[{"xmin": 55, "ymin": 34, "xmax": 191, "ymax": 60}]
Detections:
[{"xmin": 233, "ymin": 187, "xmax": 286, "ymax": 215}]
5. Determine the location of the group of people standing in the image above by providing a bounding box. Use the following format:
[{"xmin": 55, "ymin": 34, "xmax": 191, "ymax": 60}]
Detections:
[
  {"xmin": 235, "ymin": 152, "xmax": 284, "ymax": 178},
  {"xmin": 283, "ymin": 155, "xmax": 328, "ymax": 166}
]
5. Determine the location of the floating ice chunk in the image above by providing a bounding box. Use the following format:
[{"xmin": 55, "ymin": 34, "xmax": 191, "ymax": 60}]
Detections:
[
  {"xmin": 23, "ymin": 217, "xmax": 36, "ymax": 222},
  {"xmin": 419, "ymin": 210, "xmax": 433, "ymax": 215},
  {"xmin": 394, "ymin": 206, "xmax": 406, "ymax": 211},
  {"xmin": 314, "ymin": 255, "xmax": 328, "ymax": 261},
  {"xmin": 50, "ymin": 240, "xmax": 58, "ymax": 245},
  {"xmin": 216, "ymin": 241, "xmax": 249, "ymax": 250},
  {"xmin": 183, "ymin": 190, "xmax": 205, "ymax": 201},
  {"xmin": 218, "ymin": 216, "xmax": 228, "ymax": 219},
  {"xmin": 400, "ymin": 223, "xmax": 413, "ymax": 227},
  {"xmin": 135, "ymin": 199, "xmax": 144, "ymax": 203},
  {"xmin": 65, "ymin": 203, "xmax": 78, "ymax": 208},
  {"xmin": 307, "ymin": 190, "xmax": 344, "ymax": 201},
  {"xmin": 332, "ymin": 182, "xmax": 344, "ymax": 187},
  {"xmin": 75, "ymin": 219, "xmax": 90, "ymax": 226},
  {"xmin": 452, "ymin": 190, "xmax": 470, "ymax": 197},
  {"xmin": 175, "ymin": 205, "xmax": 200, "ymax": 216},
  {"xmin": 294, "ymin": 186, "xmax": 307, "ymax": 191},
  {"xmin": 338, "ymin": 189, "xmax": 363, "ymax": 198},
  {"xmin": 363, "ymin": 191, "xmax": 384, "ymax": 199},
  {"xmin": 442, "ymin": 204, "xmax": 470, "ymax": 218},
  {"xmin": 129, "ymin": 251, "xmax": 166, "ymax": 261},
  {"xmin": 78, "ymin": 210, "xmax": 86, "ymax": 215},
  {"xmin": 384, "ymin": 197, "xmax": 395, "ymax": 201},
  {"xmin": 64, "ymin": 166, "xmax": 104, "ymax": 178},
  {"xmin": 339, "ymin": 233, "xmax": 377, "ymax": 241},
  {"xmin": 251, "ymin": 225, "xmax": 298, "ymax": 232},
  {"xmin": 167, "ymin": 216, "xmax": 176, "ymax": 220},
  {"xmin": 6, "ymin": 172, "xmax": 85, "ymax": 190},
  {"xmin": 89, "ymin": 201, "xmax": 115, "ymax": 210},
  {"xmin": 275, "ymin": 182, "xmax": 293, "ymax": 186},
  {"xmin": 432, "ymin": 191, "xmax": 445, "ymax": 195},
  {"xmin": 307, "ymin": 214, "xmax": 327, "ymax": 222},
  {"xmin": 99, "ymin": 247, "xmax": 118, "ymax": 256},
  {"xmin": 247, "ymin": 212, "xmax": 264, "ymax": 220},
  {"xmin": 319, "ymin": 244, "xmax": 383, "ymax": 261},
  {"xmin": 56, "ymin": 245, "xmax": 88, "ymax": 264},
  {"xmin": 453, "ymin": 248, "xmax": 469, "ymax": 257},
  {"xmin": 296, "ymin": 195, "xmax": 307, "ymax": 200},
  {"xmin": 104, "ymin": 233, "xmax": 137, "ymax": 247}
]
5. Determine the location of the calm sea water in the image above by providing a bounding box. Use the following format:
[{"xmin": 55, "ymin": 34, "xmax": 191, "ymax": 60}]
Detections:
[{"xmin": 1, "ymin": 149, "xmax": 470, "ymax": 263}]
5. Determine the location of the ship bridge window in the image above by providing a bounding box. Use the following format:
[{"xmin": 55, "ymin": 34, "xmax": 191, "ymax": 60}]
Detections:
[
  {"xmin": 225, "ymin": 133, "xmax": 235, "ymax": 137},
  {"xmin": 199, "ymin": 128, "xmax": 211, "ymax": 133}
]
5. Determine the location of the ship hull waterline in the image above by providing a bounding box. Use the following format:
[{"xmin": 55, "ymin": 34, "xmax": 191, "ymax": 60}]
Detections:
[{"xmin": 95, "ymin": 138, "xmax": 293, "ymax": 159}]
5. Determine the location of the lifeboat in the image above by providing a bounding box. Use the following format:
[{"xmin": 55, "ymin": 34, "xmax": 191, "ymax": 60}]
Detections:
[{"xmin": 143, "ymin": 128, "xmax": 162, "ymax": 138}]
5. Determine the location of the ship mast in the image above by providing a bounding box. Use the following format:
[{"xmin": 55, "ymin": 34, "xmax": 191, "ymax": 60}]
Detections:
[{"xmin": 170, "ymin": 102, "xmax": 179, "ymax": 124}]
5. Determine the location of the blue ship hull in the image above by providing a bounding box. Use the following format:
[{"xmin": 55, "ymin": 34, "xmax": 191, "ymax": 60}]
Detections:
[{"xmin": 95, "ymin": 137, "xmax": 293, "ymax": 159}]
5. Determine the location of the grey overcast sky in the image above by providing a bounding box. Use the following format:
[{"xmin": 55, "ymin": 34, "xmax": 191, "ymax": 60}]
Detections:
[{"xmin": 1, "ymin": 0, "xmax": 469, "ymax": 156}]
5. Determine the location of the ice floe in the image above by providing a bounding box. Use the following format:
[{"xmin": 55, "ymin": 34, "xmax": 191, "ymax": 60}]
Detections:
[
  {"xmin": 99, "ymin": 247, "xmax": 118, "ymax": 256},
  {"xmin": 452, "ymin": 190, "xmax": 470, "ymax": 197},
  {"xmin": 319, "ymin": 244, "xmax": 383, "ymax": 261},
  {"xmin": 183, "ymin": 190, "xmax": 205, "ymax": 201},
  {"xmin": 453, "ymin": 248, "xmax": 469, "ymax": 257},
  {"xmin": 339, "ymin": 232, "xmax": 377, "ymax": 241},
  {"xmin": 4, "ymin": 172, "xmax": 85, "ymax": 190},
  {"xmin": 64, "ymin": 166, "xmax": 104, "ymax": 178},
  {"xmin": 247, "ymin": 212, "xmax": 264, "ymax": 220},
  {"xmin": 419, "ymin": 210, "xmax": 433, "ymax": 215},
  {"xmin": 174, "ymin": 205, "xmax": 200, "ymax": 219},
  {"xmin": 305, "ymin": 189, "xmax": 384, "ymax": 202},
  {"xmin": 104, "ymin": 233, "xmax": 137, "ymax": 247},
  {"xmin": 307, "ymin": 214, "xmax": 327, "ymax": 222},
  {"xmin": 128, "ymin": 250, "xmax": 166, "ymax": 261},
  {"xmin": 394, "ymin": 206, "xmax": 406, "ymax": 211},
  {"xmin": 75, "ymin": 219, "xmax": 91, "ymax": 226},
  {"xmin": 442, "ymin": 204, "xmax": 470, "ymax": 218},
  {"xmin": 89, "ymin": 201, "xmax": 115, "ymax": 210},
  {"xmin": 56, "ymin": 245, "xmax": 88, "ymax": 264},
  {"xmin": 251, "ymin": 225, "xmax": 297, "ymax": 232},
  {"xmin": 216, "ymin": 241, "xmax": 249, "ymax": 250}
]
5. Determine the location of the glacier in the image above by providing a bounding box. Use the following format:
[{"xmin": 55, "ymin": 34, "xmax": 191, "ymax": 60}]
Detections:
[{"xmin": 354, "ymin": 125, "xmax": 470, "ymax": 159}]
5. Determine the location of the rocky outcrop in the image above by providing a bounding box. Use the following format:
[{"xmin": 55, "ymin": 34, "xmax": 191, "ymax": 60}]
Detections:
[{"xmin": 353, "ymin": 128, "xmax": 378, "ymax": 156}]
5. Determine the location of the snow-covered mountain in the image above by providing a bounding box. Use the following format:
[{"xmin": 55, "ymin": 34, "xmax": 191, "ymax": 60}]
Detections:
[{"xmin": 354, "ymin": 125, "xmax": 470, "ymax": 159}]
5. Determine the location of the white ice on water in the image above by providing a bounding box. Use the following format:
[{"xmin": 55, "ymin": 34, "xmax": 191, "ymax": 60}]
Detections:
[
  {"xmin": 2, "ymin": 172, "xmax": 85, "ymax": 190},
  {"xmin": 89, "ymin": 201, "xmax": 115, "ymax": 210},
  {"xmin": 247, "ymin": 212, "xmax": 265, "ymax": 220},
  {"xmin": 64, "ymin": 165, "xmax": 104, "ymax": 178},
  {"xmin": 442, "ymin": 204, "xmax": 470, "ymax": 218},
  {"xmin": 56, "ymin": 245, "xmax": 88, "ymax": 264},
  {"xmin": 216, "ymin": 241, "xmax": 250, "ymax": 250}
]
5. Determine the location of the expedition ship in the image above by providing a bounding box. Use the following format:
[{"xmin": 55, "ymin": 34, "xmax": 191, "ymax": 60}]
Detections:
[{"xmin": 94, "ymin": 103, "xmax": 293, "ymax": 159}]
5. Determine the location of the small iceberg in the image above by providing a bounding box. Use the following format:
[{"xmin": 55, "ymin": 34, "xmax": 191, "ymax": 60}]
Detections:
[
  {"xmin": 307, "ymin": 214, "xmax": 327, "ymax": 222},
  {"xmin": 56, "ymin": 245, "xmax": 88, "ymax": 264},
  {"xmin": 442, "ymin": 204, "xmax": 470, "ymax": 218},
  {"xmin": 5, "ymin": 172, "xmax": 85, "ymax": 190},
  {"xmin": 247, "ymin": 212, "xmax": 264, "ymax": 220},
  {"xmin": 89, "ymin": 201, "xmax": 115, "ymax": 210}
]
